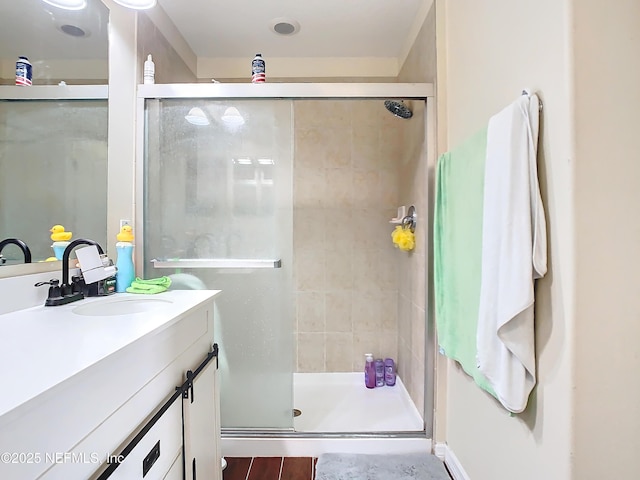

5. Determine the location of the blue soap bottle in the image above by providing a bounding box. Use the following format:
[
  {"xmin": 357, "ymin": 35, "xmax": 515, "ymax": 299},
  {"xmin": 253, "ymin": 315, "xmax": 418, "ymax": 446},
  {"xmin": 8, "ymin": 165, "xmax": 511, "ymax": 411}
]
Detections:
[{"xmin": 115, "ymin": 242, "xmax": 135, "ymax": 292}]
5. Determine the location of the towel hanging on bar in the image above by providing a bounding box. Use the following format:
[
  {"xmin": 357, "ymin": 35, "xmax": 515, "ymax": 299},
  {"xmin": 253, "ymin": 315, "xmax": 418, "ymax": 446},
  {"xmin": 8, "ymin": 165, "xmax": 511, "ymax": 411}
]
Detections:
[{"xmin": 476, "ymin": 92, "xmax": 547, "ymax": 413}]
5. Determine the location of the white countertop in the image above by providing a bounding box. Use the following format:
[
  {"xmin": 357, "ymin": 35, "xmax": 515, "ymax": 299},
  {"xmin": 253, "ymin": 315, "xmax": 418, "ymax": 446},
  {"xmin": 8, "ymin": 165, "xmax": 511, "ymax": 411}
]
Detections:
[{"xmin": 0, "ymin": 290, "xmax": 220, "ymax": 420}]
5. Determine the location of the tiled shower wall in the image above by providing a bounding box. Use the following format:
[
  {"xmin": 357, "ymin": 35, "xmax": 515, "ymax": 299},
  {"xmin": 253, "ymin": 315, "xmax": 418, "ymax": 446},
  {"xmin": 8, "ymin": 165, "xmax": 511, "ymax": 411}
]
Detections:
[{"xmin": 293, "ymin": 100, "xmax": 424, "ymax": 379}]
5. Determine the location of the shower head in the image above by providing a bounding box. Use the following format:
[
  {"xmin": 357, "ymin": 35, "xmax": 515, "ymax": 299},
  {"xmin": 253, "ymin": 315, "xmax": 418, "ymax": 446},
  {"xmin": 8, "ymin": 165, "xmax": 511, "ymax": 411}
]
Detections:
[{"xmin": 384, "ymin": 100, "xmax": 413, "ymax": 119}]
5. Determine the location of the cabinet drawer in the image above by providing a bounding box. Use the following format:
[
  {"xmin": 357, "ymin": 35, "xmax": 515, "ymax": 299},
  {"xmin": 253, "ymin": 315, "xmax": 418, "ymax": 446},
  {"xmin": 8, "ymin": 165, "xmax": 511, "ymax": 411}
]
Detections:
[{"xmin": 103, "ymin": 398, "xmax": 182, "ymax": 479}]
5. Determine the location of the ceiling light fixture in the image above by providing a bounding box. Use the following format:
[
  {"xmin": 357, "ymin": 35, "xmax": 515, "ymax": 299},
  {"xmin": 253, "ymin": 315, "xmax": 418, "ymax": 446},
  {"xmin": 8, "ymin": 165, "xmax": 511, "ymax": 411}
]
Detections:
[
  {"xmin": 221, "ymin": 107, "xmax": 245, "ymax": 127},
  {"xmin": 112, "ymin": 0, "xmax": 157, "ymax": 10},
  {"xmin": 270, "ymin": 17, "xmax": 300, "ymax": 36},
  {"xmin": 42, "ymin": 0, "xmax": 87, "ymax": 10},
  {"xmin": 185, "ymin": 108, "xmax": 209, "ymax": 126},
  {"xmin": 60, "ymin": 24, "xmax": 88, "ymax": 37}
]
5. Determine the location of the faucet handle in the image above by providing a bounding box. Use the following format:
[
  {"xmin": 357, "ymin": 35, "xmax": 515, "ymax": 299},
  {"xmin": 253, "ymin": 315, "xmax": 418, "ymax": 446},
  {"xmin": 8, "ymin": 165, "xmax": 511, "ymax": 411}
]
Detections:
[{"xmin": 35, "ymin": 279, "xmax": 62, "ymax": 300}]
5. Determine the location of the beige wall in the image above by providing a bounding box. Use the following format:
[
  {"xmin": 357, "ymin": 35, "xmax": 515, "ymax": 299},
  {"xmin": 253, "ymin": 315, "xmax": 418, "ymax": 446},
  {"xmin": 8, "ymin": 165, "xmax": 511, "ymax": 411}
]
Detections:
[
  {"xmin": 436, "ymin": 0, "xmax": 574, "ymax": 478},
  {"xmin": 138, "ymin": 13, "xmax": 195, "ymax": 84},
  {"xmin": 572, "ymin": 1, "xmax": 640, "ymax": 476},
  {"xmin": 438, "ymin": 0, "xmax": 640, "ymax": 477}
]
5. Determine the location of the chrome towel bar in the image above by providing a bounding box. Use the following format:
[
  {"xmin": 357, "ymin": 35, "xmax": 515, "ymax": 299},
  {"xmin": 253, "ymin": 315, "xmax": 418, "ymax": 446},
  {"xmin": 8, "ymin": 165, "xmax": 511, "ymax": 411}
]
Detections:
[{"xmin": 151, "ymin": 258, "xmax": 282, "ymax": 269}]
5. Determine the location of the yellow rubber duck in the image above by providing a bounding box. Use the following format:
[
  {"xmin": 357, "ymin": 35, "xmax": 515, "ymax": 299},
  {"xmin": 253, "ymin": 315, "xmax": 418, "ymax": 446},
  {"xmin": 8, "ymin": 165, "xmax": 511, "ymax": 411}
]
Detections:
[
  {"xmin": 116, "ymin": 225, "xmax": 134, "ymax": 243},
  {"xmin": 50, "ymin": 224, "xmax": 72, "ymax": 242}
]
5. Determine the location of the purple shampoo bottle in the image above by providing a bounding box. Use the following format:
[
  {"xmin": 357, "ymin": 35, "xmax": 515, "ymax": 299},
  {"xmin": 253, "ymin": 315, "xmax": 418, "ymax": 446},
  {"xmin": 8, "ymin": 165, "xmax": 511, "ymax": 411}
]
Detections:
[
  {"xmin": 384, "ymin": 358, "xmax": 396, "ymax": 386},
  {"xmin": 364, "ymin": 354, "xmax": 376, "ymax": 388}
]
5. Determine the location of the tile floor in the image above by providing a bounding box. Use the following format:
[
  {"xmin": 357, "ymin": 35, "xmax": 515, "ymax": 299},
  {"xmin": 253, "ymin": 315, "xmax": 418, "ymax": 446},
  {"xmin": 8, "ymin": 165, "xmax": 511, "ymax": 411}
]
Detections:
[{"xmin": 223, "ymin": 457, "xmax": 317, "ymax": 480}]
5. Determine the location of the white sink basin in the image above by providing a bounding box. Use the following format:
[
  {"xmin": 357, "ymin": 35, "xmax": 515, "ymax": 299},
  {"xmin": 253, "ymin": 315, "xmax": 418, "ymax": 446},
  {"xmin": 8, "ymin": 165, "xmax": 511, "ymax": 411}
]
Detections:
[{"xmin": 72, "ymin": 297, "xmax": 173, "ymax": 316}]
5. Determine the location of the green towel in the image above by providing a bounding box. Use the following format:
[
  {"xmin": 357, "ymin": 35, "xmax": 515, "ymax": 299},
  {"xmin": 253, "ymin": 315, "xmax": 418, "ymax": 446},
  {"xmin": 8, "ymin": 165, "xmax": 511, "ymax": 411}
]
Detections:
[
  {"xmin": 126, "ymin": 276, "xmax": 171, "ymax": 294},
  {"xmin": 434, "ymin": 128, "xmax": 494, "ymax": 397}
]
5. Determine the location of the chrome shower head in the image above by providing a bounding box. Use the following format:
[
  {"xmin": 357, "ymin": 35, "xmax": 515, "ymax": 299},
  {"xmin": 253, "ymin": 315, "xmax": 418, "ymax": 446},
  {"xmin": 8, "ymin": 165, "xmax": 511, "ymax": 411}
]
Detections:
[{"xmin": 384, "ymin": 100, "xmax": 413, "ymax": 119}]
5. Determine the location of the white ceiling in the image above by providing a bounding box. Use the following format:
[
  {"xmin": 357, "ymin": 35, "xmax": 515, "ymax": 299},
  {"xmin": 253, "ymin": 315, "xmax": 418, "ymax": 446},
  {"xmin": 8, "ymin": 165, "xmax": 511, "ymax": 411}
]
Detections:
[
  {"xmin": 0, "ymin": 0, "xmax": 109, "ymax": 62},
  {"xmin": 1, "ymin": 0, "xmax": 430, "ymax": 79},
  {"xmin": 156, "ymin": 0, "xmax": 426, "ymax": 59}
]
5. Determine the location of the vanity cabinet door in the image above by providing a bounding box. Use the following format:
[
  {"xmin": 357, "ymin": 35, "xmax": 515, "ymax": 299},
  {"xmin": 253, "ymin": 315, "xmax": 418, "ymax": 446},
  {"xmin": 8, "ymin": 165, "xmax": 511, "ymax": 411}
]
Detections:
[
  {"xmin": 105, "ymin": 399, "xmax": 183, "ymax": 480},
  {"xmin": 183, "ymin": 350, "xmax": 221, "ymax": 480}
]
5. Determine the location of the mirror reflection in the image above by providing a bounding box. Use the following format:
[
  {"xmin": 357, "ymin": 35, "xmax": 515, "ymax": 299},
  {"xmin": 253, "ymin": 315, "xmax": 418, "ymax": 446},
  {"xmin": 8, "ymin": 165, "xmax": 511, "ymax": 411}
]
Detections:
[
  {"xmin": 0, "ymin": 0, "xmax": 109, "ymax": 266},
  {"xmin": 0, "ymin": 0, "xmax": 108, "ymax": 86}
]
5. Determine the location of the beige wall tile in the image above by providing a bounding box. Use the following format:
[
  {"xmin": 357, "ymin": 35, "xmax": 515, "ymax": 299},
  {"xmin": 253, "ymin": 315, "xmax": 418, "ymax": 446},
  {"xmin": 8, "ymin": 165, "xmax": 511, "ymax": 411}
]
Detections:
[
  {"xmin": 292, "ymin": 99, "xmax": 425, "ymax": 410},
  {"xmin": 295, "ymin": 250, "xmax": 326, "ymax": 291},
  {"xmin": 325, "ymin": 168, "xmax": 354, "ymax": 207},
  {"xmin": 352, "ymin": 332, "xmax": 381, "ymax": 367},
  {"xmin": 297, "ymin": 291, "xmax": 326, "ymax": 333},
  {"xmin": 326, "ymin": 333, "xmax": 355, "ymax": 371},
  {"xmin": 325, "ymin": 291, "xmax": 353, "ymax": 332},
  {"xmin": 293, "ymin": 207, "xmax": 326, "ymax": 252},
  {"xmin": 352, "ymin": 292, "xmax": 383, "ymax": 332},
  {"xmin": 325, "ymin": 249, "xmax": 354, "ymax": 291},
  {"xmin": 297, "ymin": 333, "xmax": 325, "ymax": 372},
  {"xmin": 294, "ymin": 166, "xmax": 326, "ymax": 207}
]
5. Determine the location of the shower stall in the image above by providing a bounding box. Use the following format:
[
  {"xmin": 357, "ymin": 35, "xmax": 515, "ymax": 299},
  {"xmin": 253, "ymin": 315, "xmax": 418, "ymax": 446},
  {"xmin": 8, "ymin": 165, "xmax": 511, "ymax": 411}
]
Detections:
[{"xmin": 136, "ymin": 83, "xmax": 435, "ymax": 454}]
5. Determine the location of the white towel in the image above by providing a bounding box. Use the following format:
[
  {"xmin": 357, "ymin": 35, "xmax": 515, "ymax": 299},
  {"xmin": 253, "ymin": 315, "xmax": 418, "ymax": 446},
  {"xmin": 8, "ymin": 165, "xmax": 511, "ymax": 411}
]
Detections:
[{"xmin": 476, "ymin": 93, "xmax": 547, "ymax": 413}]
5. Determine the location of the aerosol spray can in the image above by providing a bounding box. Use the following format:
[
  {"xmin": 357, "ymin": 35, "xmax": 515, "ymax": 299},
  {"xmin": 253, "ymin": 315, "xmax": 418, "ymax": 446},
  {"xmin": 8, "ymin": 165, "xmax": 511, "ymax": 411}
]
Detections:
[
  {"xmin": 251, "ymin": 53, "xmax": 265, "ymax": 83},
  {"xmin": 15, "ymin": 56, "xmax": 32, "ymax": 86}
]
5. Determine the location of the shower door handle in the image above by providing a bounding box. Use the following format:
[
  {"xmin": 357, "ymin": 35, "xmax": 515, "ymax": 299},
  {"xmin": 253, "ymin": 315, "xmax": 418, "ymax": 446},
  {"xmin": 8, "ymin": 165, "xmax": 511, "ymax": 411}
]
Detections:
[{"xmin": 151, "ymin": 258, "xmax": 282, "ymax": 269}]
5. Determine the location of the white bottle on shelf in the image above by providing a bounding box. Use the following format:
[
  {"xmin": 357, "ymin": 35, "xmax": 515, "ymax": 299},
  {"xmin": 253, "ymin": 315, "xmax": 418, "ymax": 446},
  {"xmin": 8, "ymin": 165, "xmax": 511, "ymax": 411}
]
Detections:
[{"xmin": 144, "ymin": 54, "xmax": 155, "ymax": 84}]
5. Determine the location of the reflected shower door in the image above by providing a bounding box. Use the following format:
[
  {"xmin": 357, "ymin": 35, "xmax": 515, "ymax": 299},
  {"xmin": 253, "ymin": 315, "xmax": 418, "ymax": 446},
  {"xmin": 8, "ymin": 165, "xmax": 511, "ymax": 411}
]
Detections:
[{"xmin": 143, "ymin": 99, "xmax": 294, "ymax": 429}]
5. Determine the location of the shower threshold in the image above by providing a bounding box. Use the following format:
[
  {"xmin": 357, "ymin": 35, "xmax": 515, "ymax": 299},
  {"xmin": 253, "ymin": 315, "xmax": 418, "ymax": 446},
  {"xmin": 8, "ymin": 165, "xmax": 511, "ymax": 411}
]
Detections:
[{"xmin": 221, "ymin": 431, "xmax": 432, "ymax": 457}]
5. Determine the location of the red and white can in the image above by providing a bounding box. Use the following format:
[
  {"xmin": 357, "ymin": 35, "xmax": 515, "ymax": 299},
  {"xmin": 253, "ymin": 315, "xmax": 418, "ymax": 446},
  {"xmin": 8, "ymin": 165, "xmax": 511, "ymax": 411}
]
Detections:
[{"xmin": 251, "ymin": 54, "xmax": 265, "ymax": 83}]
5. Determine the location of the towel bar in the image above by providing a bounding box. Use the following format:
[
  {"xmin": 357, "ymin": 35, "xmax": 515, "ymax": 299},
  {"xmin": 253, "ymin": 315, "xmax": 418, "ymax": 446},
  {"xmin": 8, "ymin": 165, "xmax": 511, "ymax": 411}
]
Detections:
[{"xmin": 151, "ymin": 258, "xmax": 282, "ymax": 269}]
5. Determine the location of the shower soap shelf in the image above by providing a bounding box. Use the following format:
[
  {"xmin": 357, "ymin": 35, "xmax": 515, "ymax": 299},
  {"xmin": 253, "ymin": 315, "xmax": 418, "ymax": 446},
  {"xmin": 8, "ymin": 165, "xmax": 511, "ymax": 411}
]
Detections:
[
  {"xmin": 389, "ymin": 206, "xmax": 407, "ymax": 225},
  {"xmin": 390, "ymin": 205, "xmax": 417, "ymax": 232}
]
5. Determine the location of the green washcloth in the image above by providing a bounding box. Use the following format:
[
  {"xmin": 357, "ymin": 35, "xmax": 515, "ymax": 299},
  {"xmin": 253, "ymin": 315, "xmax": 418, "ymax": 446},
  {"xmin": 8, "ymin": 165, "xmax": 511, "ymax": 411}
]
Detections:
[
  {"xmin": 434, "ymin": 128, "xmax": 495, "ymax": 398},
  {"xmin": 126, "ymin": 276, "xmax": 171, "ymax": 294}
]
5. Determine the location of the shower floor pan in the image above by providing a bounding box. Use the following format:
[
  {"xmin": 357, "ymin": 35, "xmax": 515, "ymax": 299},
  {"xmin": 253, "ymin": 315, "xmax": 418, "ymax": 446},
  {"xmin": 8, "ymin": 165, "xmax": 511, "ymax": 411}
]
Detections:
[
  {"xmin": 221, "ymin": 372, "xmax": 429, "ymax": 457},
  {"xmin": 293, "ymin": 372, "xmax": 424, "ymax": 433}
]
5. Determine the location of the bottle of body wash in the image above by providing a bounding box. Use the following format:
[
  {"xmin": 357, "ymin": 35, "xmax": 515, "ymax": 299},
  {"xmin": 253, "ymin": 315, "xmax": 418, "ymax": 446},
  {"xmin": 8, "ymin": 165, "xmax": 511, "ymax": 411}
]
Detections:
[
  {"xmin": 374, "ymin": 358, "xmax": 385, "ymax": 387},
  {"xmin": 364, "ymin": 354, "xmax": 376, "ymax": 389},
  {"xmin": 384, "ymin": 358, "xmax": 396, "ymax": 386}
]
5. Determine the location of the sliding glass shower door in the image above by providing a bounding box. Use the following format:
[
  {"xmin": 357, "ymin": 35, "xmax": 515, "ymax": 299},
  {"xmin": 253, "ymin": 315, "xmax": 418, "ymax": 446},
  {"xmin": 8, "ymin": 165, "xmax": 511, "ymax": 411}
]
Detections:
[{"xmin": 142, "ymin": 98, "xmax": 294, "ymax": 429}]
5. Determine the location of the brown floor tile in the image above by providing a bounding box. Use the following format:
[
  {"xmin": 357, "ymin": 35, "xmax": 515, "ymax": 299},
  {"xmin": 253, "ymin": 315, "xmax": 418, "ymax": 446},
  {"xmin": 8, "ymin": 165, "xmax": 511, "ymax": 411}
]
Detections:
[
  {"xmin": 247, "ymin": 457, "xmax": 283, "ymax": 480},
  {"xmin": 281, "ymin": 457, "xmax": 313, "ymax": 480},
  {"xmin": 223, "ymin": 457, "xmax": 252, "ymax": 480}
]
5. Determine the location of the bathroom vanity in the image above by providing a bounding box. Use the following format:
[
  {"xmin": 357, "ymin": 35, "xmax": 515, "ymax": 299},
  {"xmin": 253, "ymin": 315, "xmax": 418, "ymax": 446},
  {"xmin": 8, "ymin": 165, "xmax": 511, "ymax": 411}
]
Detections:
[{"xmin": 0, "ymin": 290, "xmax": 221, "ymax": 480}]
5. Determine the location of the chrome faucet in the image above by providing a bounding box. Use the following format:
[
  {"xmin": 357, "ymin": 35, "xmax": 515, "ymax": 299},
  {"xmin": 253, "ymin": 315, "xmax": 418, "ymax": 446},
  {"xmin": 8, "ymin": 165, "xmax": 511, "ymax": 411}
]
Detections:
[
  {"xmin": 0, "ymin": 238, "xmax": 32, "ymax": 265},
  {"xmin": 35, "ymin": 238, "xmax": 104, "ymax": 306}
]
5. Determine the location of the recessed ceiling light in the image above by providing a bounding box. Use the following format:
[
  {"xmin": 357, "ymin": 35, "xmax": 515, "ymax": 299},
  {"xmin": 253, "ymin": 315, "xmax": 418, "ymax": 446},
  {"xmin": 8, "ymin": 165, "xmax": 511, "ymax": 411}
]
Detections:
[
  {"xmin": 270, "ymin": 17, "xmax": 300, "ymax": 36},
  {"xmin": 42, "ymin": 0, "xmax": 87, "ymax": 10},
  {"xmin": 60, "ymin": 24, "xmax": 88, "ymax": 37}
]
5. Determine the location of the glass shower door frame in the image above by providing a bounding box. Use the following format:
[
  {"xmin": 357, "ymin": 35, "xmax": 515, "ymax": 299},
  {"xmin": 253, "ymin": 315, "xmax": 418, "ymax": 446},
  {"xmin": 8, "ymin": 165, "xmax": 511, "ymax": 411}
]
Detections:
[{"xmin": 134, "ymin": 82, "xmax": 436, "ymax": 437}]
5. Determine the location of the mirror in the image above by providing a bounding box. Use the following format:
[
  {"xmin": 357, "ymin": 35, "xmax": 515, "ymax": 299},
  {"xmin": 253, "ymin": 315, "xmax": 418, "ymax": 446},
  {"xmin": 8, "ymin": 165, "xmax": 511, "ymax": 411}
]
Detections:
[{"xmin": 0, "ymin": 0, "xmax": 109, "ymax": 272}]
